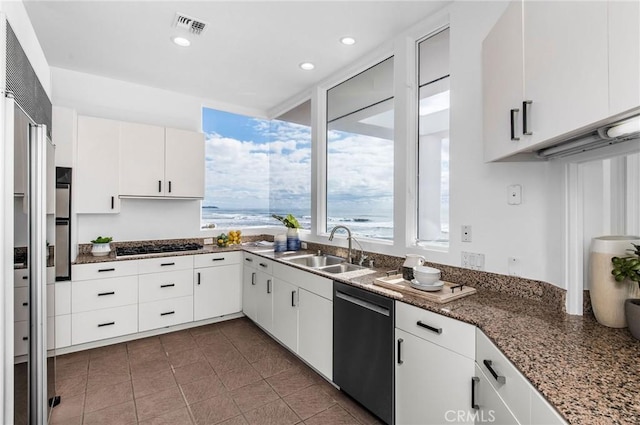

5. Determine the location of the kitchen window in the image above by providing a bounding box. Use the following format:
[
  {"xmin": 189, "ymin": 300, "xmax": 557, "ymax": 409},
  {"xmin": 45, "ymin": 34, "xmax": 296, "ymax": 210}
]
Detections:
[
  {"xmin": 326, "ymin": 57, "xmax": 395, "ymax": 240},
  {"xmin": 417, "ymin": 28, "xmax": 450, "ymax": 246},
  {"xmin": 201, "ymin": 107, "xmax": 311, "ymax": 229}
]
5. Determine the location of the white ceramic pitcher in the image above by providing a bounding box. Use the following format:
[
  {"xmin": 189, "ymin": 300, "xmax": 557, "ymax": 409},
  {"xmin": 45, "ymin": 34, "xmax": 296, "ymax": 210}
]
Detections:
[{"xmin": 403, "ymin": 254, "xmax": 425, "ymax": 268}]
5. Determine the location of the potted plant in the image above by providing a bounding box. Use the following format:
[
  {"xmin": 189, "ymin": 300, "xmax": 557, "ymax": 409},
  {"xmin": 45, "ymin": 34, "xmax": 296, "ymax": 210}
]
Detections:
[
  {"xmin": 611, "ymin": 243, "xmax": 640, "ymax": 339},
  {"xmin": 272, "ymin": 214, "xmax": 301, "ymax": 251},
  {"xmin": 90, "ymin": 236, "xmax": 113, "ymax": 257}
]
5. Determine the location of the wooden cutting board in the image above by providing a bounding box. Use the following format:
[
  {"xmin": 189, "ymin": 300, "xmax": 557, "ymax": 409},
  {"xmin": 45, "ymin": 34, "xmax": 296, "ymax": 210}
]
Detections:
[{"xmin": 374, "ymin": 274, "xmax": 476, "ymax": 303}]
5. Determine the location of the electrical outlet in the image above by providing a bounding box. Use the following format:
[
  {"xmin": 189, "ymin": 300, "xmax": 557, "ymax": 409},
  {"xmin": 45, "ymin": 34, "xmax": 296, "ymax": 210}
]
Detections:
[
  {"xmin": 301, "ymin": 242, "xmax": 308, "ymax": 249},
  {"xmin": 203, "ymin": 238, "xmax": 213, "ymax": 245},
  {"xmin": 461, "ymin": 225, "xmax": 472, "ymax": 242},
  {"xmin": 508, "ymin": 184, "xmax": 522, "ymax": 205},
  {"xmin": 508, "ymin": 257, "xmax": 521, "ymax": 276},
  {"xmin": 462, "ymin": 251, "xmax": 485, "ymax": 270},
  {"xmin": 461, "ymin": 251, "xmax": 471, "ymax": 268}
]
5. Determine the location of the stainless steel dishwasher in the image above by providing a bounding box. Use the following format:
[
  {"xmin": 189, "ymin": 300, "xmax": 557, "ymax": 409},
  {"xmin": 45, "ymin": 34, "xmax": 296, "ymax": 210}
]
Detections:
[{"xmin": 333, "ymin": 281, "xmax": 394, "ymax": 425}]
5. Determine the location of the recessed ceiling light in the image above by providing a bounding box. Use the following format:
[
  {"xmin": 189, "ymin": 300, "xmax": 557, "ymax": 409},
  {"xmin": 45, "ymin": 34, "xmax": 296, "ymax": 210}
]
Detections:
[
  {"xmin": 172, "ymin": 36, "xmax": 191, "ymax": 47},
  {"xmin": 340, "ymin": 36, "xmax": 356, "ymax": 45},
  {"xmin": 299, "ymin": 62, "xmax": 315, "ymax": 70}
]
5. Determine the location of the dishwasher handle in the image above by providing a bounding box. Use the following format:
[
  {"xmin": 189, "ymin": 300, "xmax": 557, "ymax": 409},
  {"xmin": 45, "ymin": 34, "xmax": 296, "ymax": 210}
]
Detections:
[{"xmin": 335, "ymin": 290, "xmax": 390, "ymax": 316}]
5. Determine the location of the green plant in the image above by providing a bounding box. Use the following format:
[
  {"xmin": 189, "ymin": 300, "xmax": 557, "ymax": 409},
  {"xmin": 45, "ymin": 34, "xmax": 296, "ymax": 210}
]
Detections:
[
  {"xmin": 91, "ymin": 236, "xmax": 113, "ymax": 244},
  {"xmin": 611, "ymin": 243, "xmax": 640, "ymax": 289},
  {"xmin": 272, "ymin": 214, "xmax": 301, "ymax": 229}
]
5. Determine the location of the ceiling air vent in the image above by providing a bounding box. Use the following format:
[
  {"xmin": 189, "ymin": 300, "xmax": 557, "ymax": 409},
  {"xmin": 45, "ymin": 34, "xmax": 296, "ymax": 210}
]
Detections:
[{"xmin": 173, "ymin": 13, "xmax": 208, "ymax": 35}]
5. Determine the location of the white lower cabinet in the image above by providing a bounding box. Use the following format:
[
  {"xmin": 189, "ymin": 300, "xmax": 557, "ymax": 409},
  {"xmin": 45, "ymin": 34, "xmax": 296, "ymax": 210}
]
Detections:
[
  {"xmin": 395, "ymin": 327, "xmax": 475, "ymax": 425},
  {"xmin": 530, "ymin": 387, "xmax": 566, "ymax": 425},
  {"xmin": 473, "ymin": 364, "xmax": 519, "ymax": 425},
  {"xmin": 272, "ymin": 278, "xmax": 298, "ymax": 351},
  {"xmin": 71, "ymin": 304, "xmax": 138, "ymax": 345},
  {"xmin": 255, "ymin": 270, "xmax": 274, "ymax": 333},
  {"xmin": 139, "ymin": 296, "xmax": 193, "ymax": 332},
  {"xmin": 242, "ymin": 264, "xmax": 258, "ymax": 321},
  {"xmin": 297, "ymin": 288, "xmax": 332, "ymax": 379},
  {"xmin": 193, "ymin": 253, "xmax": 242, "ymax": 321}
]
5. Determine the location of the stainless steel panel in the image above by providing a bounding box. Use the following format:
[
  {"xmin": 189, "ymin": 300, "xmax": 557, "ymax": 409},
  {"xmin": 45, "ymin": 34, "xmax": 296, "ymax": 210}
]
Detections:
[{"xmin": 55, "ymin": 186, "xmax": 69, "ymax": 218}]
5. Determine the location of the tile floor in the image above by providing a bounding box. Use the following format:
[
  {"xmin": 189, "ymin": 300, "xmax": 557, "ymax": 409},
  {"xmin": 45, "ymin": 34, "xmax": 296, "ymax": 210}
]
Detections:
[{"xmin": 49, "ymin": 317, "xmax": 381, "ymax": 425}]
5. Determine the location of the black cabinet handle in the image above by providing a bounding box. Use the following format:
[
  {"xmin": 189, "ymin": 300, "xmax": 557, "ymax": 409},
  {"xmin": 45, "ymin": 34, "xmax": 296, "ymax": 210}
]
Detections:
[
  {"xmin": 212, "ymin": 258, "xmax": 225, "ymax": 262},
  {"xmin": 98, "ymin": 268, "xmax": 115, "ymax": 273},
  {"xmin": 291, "ymin": 290, "xmax": 296, "ymax": 307},
  {"xmin": 98, "ymin": 291, "xmax": 115, "ymax": 296},
  {"xmin": 160, "ymin": 284, "xmax": 175, "ymax": 288},
  {"xmin": 111, "ymin": 196, "xmax": 114, "ymax": 209},
  {"xmin": 259, "ymin": 263, "xmax": 268, "ymax": 268},
  {"xmin": 22, "ymin": 302, "xmax": 28, "ymax": 306},
  {"xmin": 522, "ymin": 100, "xmax": 533, "ymax": 135},
  {"xmin": 471, "ymin": 377, "xmax": 479, "ymax": 410},
  {"xmin": 245, "ymin": 257, "xmax": 253, "ymax": 263},
  {"xmin": 158, "ymin": 180, "xmax": 162, "ymax": 193},
  {"xmin": 160, "ymin": 311, "xmax": 175, "ymax": 316},
  {"xmin": 160, "ymin": 262, "xmax": 175, "ymax": 267},
  {"xmin": 22, "ymin": 276, "xmax": 28, "ymax": 280},
  {"xmin": 168, "ymin": 181, "xmax": 172, "ymax": 193},
  {"xmin": 98, "ymin": 322, "xmax": 115, "ymax": 327},
  {"xmin": 397, "ymin": 338, "xmax": 404, "ymax": 364},
  {"xmin": 251, "ymin": 272, "xmax": 256, "ymax": 285},
  {"xmin": 197, "ymin": 272, "xmax": 201, "ymax": 285},
  {"xmin": 483, "ymin": 360, "xmax": 506, "ymax": 384},
  {"xmin": 22, "ymin": 336, "xmax": 28, "ymax": 341},
  {"xmin": 267, "ymin": 279, "xmax": 272, "ymax": 294},
  {"xmin": 416, "ymin": 320, "xmax": 442, "ymax": 334},
  {"xmin": 510, "ymin": 108, "xmax": 520, "ymax": 141}
]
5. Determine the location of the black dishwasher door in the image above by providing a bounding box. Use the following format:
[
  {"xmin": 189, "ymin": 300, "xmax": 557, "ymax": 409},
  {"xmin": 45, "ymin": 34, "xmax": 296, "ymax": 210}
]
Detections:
[{"xmin": 333, "ymin": 281, "xmax": 394, "ymax": 424}]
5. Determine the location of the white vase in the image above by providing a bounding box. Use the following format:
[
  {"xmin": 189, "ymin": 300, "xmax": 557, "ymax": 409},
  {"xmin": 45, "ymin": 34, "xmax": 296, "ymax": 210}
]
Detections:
[
  {"xmin": 589, "ymin": 236, "xmax": 640, "ymax": 328},
  {"xmin": 91, "ymin": 242, "xmax": 111, "ymax": 257}
]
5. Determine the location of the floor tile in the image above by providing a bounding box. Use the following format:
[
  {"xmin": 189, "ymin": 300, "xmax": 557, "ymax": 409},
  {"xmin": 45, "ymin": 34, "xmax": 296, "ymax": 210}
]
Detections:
[
  {"xmin": 189, "ymin": 393, "xmax": 240, "ymax": 425},
  {"xmin": 87, "ymin": 343, "xmax": 128, "ymax": 359},
  {"xmin": 56, "ymin": 351, "xmax": 90, "ymax": 367},
  {"xmin": 136, "ymin": 386, "xmax": 187, "ymax": 421},
  {"xmin": 193, "ymin": 330, "xmax": 232, "ymax": 348},
  {"xmin": 50, "ymin": 414, "xmax": 82, "ymax": 425},
  {"xmin": 138, "ymin": 406, "xmax": 194, "ymax": 425},
  {"xmin": 84, "ymin": 380, "xmax": 133, "ymax": 413},
  {"xmin": 251, "ymin": 355, "xmax": 293, "ymax": 379},
  {"xmin": 303, "ymin": 404, "xmax": 360, "ymax": 425},
  {"xmin": 88, "ymin": 352, "xmax": 130, "ymax": 375},
  {"xmin": 128, "ymin": 344, "xmax": 168, "ymax": 365},
  {"xmin": 217, "ymin": 415, "xmax": 248, "ymax": 425},
  {"xmin": 86, "ymin": 370, "xmax": 130, "ymax": 390},
  {"xmin": 230, "ymin": 380, "xmax": 279, "ymax": 412},
  {"xmin": 238, "ymin": 340, "xmax": 285, "ymax": 364},
  {"xmin": 82, "ymin": 400, "xmax": 137, "ymax": 425},
  {"xmin": 217, "ymin": 363, "xmax": 263, "ymax": 391},
  {"xmin": 167, "ymin": 347, "xmax": 206, "ymax": 368},
  {"xmin": 336, "ymin": 394, "xmax": 380, "ymax": 425},
  {"xmin": 190, "ymin": 323, "xmax": 224, "ymax": 336},
  {"xmin": 266, "ymin": 367, "xmax": 315, "ymax": 397},
  {"xmin": 49, "ymin": 393, "xmax": 85, "ymax": 423},
  {"xmin": 161, "ymin": 334, "xmax": 199, "ymax": 355},
  {"xmin": 283, "ymin": 384, "xmax": 337, "ymax": 420},
  {"xmin": 133, "ymin": 368, "xmax": 177, "ymax": 398},
  {"xmin": 127, "ymin": 336, "xmax": 162, "ymax": 353},
  {"xmin": 130, "ymin": 358, "xmax": 172, "ymax": 378},
  {"xmin": 180, "ymin": 375, "xmax": 227, "ymax": 405},
  {"xmin": 205, "ymin": 348, "xmax": 251, "ymax": 373},
  {"xmin": 173, "ymin": 359, "xmax": 216, "ymax": 385},
  {"xmin": 55, "ymin": 374, "xmax": 88, "ymax": 398},
  {"xmin": 56, "ymin": 358, "xmax": 89, "ymax": 378},
  {"xmin": 243, "ymin": 399, "xmax": 300, "ymax": 425}
]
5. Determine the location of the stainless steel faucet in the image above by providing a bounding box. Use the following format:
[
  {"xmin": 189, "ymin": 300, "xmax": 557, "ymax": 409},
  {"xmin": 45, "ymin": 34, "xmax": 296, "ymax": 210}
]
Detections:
[{"xmin": 328, "ymin": 225, "xmax": 354, "ymax": 264}]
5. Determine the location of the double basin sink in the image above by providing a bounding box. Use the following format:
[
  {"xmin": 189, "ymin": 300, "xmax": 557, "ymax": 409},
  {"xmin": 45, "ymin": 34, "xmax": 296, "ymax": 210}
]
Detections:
[{"xmin": 282, "ymin": 253, "xmax": 366, "ymax": 274}]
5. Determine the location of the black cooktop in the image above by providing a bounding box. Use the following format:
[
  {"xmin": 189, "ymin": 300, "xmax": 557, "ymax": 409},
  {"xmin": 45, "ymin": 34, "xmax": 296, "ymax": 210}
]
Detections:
[{"xmin": 115, "ymin": 243, "xmax": 203, "ymax": 257}]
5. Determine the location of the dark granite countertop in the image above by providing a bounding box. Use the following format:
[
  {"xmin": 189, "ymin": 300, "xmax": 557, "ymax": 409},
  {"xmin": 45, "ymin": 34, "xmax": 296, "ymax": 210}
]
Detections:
[{"xmin": 72, "ymin": 243, "xmax": 639, "ymax": 424}]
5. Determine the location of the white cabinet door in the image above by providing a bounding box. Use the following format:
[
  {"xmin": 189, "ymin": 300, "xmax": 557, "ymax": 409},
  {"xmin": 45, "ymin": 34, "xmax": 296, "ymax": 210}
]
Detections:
[
  {"xmin": 473, "ymin": 364, "xmax": 520, "ymax": 425},
  {"xmin": 255, "ymin": 271, "xmax": 273, "ymax": 333},
  {"xmin": 76, "ymin": 116, "xmax": 121, "ymax": 213},
  {"xmin": 194, "ymin": 264, "xmax": 242, "ymax": 321},
  {"xmin": 119, "ymin": 121, "xmax": 165, "ymax": 197},
  {"xmin": 482, "ymin": 0, "xmax": 525, "ymax": 162},
  {"xmin": 608, "ymin": 0, "xmax": 640, "ymax": 115},
  {"xmin": 395, "ymin": 328, "xmax": 475, "ymax": 425},
  {"xmin": 271, "ymin": 278, "xmax": 298, "ymax": 352},
  {"xmin": 530, "ymin": 388, "xmax": 566, "ymax": 425},
  {"xmin": 523, "ymin": 1, "xmax": 608, "ymax": 146},
  {"xmin": 298, "ymin": 288, "xmax": 333, "ymax": 380},
  {"xmin": 165, "ymin": 127, "xmax": 204, "ymax": 198},
  {"xmin": 242, "ymin": 265, "xmax": 258, "ymax": 321}
]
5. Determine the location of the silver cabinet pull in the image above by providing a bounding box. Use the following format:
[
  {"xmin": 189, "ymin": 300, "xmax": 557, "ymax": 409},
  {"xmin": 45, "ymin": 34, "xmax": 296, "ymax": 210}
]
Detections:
[
  {"xmin": 510, "ymin": 108, "xmax": 520, "ymax": 141},
  {"xmin": 523, "ymin": 100, "xmax": 533, "ymax": 135},
  {"xmin": 483, "ymin": 359, "xmax": 506, "ymax": 384}
]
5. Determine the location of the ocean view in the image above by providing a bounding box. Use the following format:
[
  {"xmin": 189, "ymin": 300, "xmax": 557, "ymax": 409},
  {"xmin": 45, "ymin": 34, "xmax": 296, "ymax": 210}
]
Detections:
[{"xmin": 202, "ymin": 207, "xmax": 393, "ymax": 240}]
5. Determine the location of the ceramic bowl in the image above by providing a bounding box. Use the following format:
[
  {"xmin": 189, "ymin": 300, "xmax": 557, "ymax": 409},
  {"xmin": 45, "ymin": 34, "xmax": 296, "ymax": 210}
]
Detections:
[{"xmin": 413, "ymin": 265, "xmax": 441, "ymax": 285}]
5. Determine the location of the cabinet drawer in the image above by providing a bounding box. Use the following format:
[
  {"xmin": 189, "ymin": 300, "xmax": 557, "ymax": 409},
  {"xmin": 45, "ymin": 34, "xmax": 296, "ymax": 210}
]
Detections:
[
  {"xmin": 273, "ymin": 262, "xmax": 332, "ymax": 300},
  {"xmin": 72, "ymin": 260, "xmax": 138, "ymax": 281},
  {"xmin": 139, "ymin": 270, "xmax": 193, "ymax": 303},
  {"xmin": 139, "ymin": 296, "xmax": 193, "ymax": 332},
  {"xmin": 194, "ymin": 251, "xmax": 242, "ymax": 268},
  {"xmin": 14, "ymin": 269, "xmax": 29, "ymax": 288},
  {"xmin": 15, "ymin": 320, "xmax": 29, "ymax": 356},
  {"xmin": 138, "ymin": 255, "xmax": 193, "ymax": 274},
  {"xmin": 14, "ymin": 287, "xmax": 29, "ymax": 322},
  {"xmin": 396, "ymin": 301, "xmax": 475, "ymax": 359},
  {"xmin": 476, "ymin": 329, "xmax": 531, "ymax": 424},
  {"xmin": 72, "ymin": 304, "xmax": 138, "ymax": 345},
  {"xmin": 71, "ymin": 276, "xmax": 138, "ymax": 313},
  {"xmin": 243, "ymin": 253, "xmax": 273, "ymax": 273}
]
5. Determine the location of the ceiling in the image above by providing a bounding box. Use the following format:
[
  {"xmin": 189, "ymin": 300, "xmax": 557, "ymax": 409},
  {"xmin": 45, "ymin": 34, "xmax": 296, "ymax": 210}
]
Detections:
[{"xmin": 23, "ymin": 0, "xmax": 449, "ymax": 117}]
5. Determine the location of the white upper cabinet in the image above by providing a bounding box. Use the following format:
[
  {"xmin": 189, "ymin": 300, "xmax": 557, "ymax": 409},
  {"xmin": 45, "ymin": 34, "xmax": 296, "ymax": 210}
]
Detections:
[
  {"xmin": 483, "ymin": 0, "xmax": 636, "ymax": 162},
  {"xmin": 165, "ymin": 127, "xmax": 205, "ymax": 198},
  {"xmin": 46, "ymin": 140, "xmax": 55, "ymax": 214},
  {"xmin": 119, "ymin": 122, "xmax": 165, "ymax": 197},
  {"xmin": 119, "ymin": 123, "xmax": 204, "ymax": 198},
  {"xmin": 76, "ymin": 116, "xmax": 121, "ymax": 213},
  {"xmin": 608, "ymin": 0, "xmax": 640, "ymax": 116}
]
